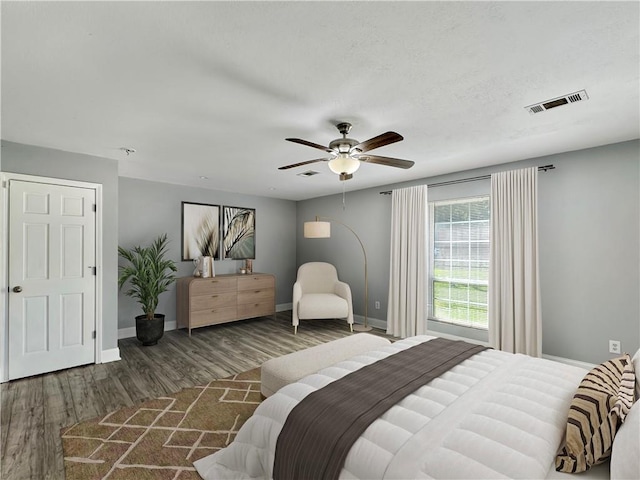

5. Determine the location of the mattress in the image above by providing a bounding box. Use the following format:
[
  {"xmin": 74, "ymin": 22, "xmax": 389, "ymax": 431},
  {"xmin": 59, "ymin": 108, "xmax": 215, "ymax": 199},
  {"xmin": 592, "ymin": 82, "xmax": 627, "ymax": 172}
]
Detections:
[{"xmin": 194, "ymin": 335, "xmax": 607, "ymax": 479}]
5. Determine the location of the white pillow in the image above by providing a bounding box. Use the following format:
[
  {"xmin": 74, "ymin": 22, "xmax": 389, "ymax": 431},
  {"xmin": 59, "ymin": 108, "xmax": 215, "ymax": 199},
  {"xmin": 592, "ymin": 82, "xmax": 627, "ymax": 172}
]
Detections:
[{"xmin": 610, "ymin": 399, "xmax": 640, "ymax": 479}]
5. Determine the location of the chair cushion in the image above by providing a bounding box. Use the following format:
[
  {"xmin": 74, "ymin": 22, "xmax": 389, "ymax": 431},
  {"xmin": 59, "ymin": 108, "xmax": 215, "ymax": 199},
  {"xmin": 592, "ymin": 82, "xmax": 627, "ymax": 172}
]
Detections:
[
  {"xmin": 298, "ymin": 262, "xmax": 339, "ymax": 294},
  {"xmin": 298, "ymin": 293, "xmax": 348, "ymax": 319}
]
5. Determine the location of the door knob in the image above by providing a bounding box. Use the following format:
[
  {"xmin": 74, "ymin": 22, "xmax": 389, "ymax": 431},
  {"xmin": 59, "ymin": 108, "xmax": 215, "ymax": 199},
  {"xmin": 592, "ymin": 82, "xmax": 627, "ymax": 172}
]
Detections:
[{"xmin": 12, "ymin": 286, "xmax": 22, "ymax": 293}]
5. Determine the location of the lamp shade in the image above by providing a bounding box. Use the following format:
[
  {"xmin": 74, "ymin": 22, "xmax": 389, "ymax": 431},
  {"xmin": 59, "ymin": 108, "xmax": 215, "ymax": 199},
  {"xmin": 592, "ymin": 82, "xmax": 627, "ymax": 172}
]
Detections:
[
  {"xmin": 304, "ymin": 221, "xmax": 331, "ymax": 238},
  {"xmin": 328, "ymin": 153, "xmax": 360, "ymax": 175}
]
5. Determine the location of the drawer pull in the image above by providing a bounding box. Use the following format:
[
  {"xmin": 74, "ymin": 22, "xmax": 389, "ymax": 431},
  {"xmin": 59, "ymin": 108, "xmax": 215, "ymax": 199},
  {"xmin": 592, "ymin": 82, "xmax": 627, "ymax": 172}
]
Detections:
[
  {"xmin": 254, "ymin": 290, "xmax": 260, "ymax": 294},
  {"xmin": 211, "ymin": 295, "xmax": 218, "ymax": 298}
]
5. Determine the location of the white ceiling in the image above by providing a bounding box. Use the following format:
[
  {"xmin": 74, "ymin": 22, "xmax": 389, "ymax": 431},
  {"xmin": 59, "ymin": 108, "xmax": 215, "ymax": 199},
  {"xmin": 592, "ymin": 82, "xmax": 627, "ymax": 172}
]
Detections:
[{"xmin": 2, "ymin": 1, "xmax": 638, "ymax": 201}]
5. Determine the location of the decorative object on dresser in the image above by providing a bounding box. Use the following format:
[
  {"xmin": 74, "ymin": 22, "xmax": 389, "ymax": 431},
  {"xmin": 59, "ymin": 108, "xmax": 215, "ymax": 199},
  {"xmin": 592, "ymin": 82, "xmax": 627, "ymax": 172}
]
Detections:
[
  {"xmin": 193, "ymin": 255, "xmax": 215, "ymax": 278},
  {"xmin": 176, "ymin": 273, "xmax": 275, "ymax": 335},
  {"xmin": 118, "ymin": 234, "xmax": 178, "ymax": 346},
  {"xmin": 222, "ymin": 205, "xmax": 255, "ymax": 259},
  {"xmin": 182, "ymin": 201, "xmax": 220, "ymax": 261}
]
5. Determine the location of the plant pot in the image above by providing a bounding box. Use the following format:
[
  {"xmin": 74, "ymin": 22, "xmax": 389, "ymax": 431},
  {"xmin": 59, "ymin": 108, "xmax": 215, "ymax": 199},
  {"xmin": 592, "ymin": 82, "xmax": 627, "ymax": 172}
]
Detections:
[{"xmin": 135, "ymin": 314, "xmax": 165, "ymax": 346}]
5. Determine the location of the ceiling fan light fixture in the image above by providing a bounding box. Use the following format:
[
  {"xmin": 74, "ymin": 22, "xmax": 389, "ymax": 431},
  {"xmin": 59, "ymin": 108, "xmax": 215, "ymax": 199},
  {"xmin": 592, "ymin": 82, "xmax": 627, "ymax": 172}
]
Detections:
[
  {"xmin": 282, "ymin": 123, "xmax": 412, "ymax": 179},
  {"xmin": 328, "ymin": 153, "xmax": 360, "ymax": 175}
]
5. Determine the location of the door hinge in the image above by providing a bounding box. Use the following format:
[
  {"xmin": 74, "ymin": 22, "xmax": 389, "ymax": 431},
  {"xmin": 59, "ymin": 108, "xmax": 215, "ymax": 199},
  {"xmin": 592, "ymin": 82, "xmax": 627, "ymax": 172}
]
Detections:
[
  {"xmin": 91, "ymin": 266, "xmax": 97, "ymax": 275},
  {"xmin": 93, "ymin": 204, "xmax": 97, "ymax": 212},
  {"xmin": 92, "ymin": 330, "xmax": 96, "ymax": 339}
]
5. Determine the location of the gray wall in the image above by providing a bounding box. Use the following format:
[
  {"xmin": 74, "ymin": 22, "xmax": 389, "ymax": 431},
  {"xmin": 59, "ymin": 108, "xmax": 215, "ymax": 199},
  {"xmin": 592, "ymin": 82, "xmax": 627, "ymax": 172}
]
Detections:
[
  {"xmin": 118, "ymin": 177, "xmax": 297, "ymax": 330},
  {"xmin": 3, "ymin": 138, "xmax": 638, "ymax": 365},
  {"xmin": 298, "ymin": 140, "xmax": 640, "ymax": 364},
  {"xmin": 1, "ymin": 140, "xmax": 120, "ymax": 351}
]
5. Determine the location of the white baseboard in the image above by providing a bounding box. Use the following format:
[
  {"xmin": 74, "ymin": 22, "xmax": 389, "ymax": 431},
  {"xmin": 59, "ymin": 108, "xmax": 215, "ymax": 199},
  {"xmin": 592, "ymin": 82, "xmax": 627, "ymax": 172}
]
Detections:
[
  {"xmin": 425, "ymin": 330, "xmax": 490, "ymax": 347},
  {"xmin": 276, "ymin": 303, "xmax": 292, "ymax": 312},
  {"xmin": 542, "ymin": 353, "xmax": 595, "ymax": 370},
  {"xmin": 117, "ymin": 326, "xmax": 136, "ymax": 340},
  {"xmin": 118, "ymin": 320, "xmax": 178, "ymax": 339},
  {"xmin": 426, "ymin": 332, "xmax": 593, "ymax": 369},
  {"xmin": 100, "ymin": 348, "xmax": 121, "ymax": 363},
  {"xmin": 117, "ymin": 304, "xmax": 293, "ymax": 339},
  {"xmin": 353, "ymin": 315, "xmax": 386, "ymax": 331}
]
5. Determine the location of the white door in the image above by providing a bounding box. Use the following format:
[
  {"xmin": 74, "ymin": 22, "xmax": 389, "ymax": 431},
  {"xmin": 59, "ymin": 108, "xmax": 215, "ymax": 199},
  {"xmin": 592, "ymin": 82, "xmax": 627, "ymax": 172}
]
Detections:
[{"xmin": 8, "ymin": 180, "xmax": 96, "ymax": 380}]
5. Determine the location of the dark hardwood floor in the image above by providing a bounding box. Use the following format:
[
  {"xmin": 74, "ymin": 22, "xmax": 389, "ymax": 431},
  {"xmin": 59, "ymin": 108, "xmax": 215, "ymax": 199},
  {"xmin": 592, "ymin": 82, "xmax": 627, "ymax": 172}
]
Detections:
[{"xmin": 0, "ymin": 312, "xmax": 391, "ymax": 479}]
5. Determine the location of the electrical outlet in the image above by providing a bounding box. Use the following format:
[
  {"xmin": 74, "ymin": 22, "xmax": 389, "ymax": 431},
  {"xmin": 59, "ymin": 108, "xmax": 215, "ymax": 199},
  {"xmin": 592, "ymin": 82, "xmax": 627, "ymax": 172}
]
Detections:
[
  {"xmin": 374, "ymin": 301, "xmax": 380, "ymax": 310},
  {"xmin": 609, "ymin": 340, "xmax": 621, "ymax": 354}
]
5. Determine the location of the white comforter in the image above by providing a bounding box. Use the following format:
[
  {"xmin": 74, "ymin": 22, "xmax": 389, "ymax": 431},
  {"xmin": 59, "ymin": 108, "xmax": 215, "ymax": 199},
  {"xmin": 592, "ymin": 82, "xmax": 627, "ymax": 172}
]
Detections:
[{"xmin": 194, "ymin": 336, "xmax": 590, "ymax": 479}]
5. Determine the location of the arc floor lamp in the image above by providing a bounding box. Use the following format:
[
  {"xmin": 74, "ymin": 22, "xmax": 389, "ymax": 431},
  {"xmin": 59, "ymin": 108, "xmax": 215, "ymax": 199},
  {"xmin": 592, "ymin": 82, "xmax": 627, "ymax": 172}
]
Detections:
[{"xmin": 303, "ymin": 216, "xmax": 372, "ymax": 332}]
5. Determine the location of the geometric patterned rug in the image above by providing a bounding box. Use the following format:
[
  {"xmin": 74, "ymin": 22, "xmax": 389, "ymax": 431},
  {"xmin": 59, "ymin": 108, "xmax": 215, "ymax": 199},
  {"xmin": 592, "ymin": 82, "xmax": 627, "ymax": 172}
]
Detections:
[{"xmin": 61, "ymin": 368, "xmax": 262, "ymax": 480}]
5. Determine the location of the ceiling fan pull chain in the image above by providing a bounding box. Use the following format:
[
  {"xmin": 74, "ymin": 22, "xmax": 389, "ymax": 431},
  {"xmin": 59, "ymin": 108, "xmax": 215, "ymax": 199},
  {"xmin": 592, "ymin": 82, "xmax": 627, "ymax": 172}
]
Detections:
[{"xmin": 342, "ymin": 182, "xmax": 346, "ymax": 210}]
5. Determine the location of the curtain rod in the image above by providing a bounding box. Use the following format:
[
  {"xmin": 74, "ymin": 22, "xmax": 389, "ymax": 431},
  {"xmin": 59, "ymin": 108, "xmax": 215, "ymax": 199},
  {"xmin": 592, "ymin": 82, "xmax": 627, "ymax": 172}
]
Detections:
[{"xmin": 379, "ymin": 164, "xmax": 555, "ymax": 195}]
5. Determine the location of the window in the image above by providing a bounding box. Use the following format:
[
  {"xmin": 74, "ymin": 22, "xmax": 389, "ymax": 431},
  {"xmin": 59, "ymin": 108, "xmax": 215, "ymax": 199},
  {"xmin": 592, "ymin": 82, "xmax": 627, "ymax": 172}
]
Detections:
[{"xmin": 430, "ymin": 197, "xmax": 490, "ymax": 329}]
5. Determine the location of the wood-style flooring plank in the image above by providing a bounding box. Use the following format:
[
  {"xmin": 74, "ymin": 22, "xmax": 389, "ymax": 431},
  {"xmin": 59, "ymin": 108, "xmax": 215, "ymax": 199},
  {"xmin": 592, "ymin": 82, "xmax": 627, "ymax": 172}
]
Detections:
[
  {"xmin": 0, "ymin": 381, "xmax": 16, "ymax": 461},
  {"xmin": 1, "ymin": 376, "xmax": 45, "ymax": 480},
  {"xmin": 90, "ymin": 364, "xmax": 135, "ymax": 416},
  {"xmin": 118, "ymin": 341, "xmax": 181, "ymax": 397},
  {"xmin": 66, "ymin": 364, "xmax": 104, "ymax": 422},
  {"xmin": 0, "ymin": 313, "xmax": 393, "ymax": 480},
  {"xmin": 103, "ymin": 350, "xmax": 157, "ymax": 406},
  {"xmin": 42, "ymin": 372, "xmax": 76, "ymax": 480},
  {"xmin": 159, "ymin": 336, "xmax": 228, "ymax": 385}
]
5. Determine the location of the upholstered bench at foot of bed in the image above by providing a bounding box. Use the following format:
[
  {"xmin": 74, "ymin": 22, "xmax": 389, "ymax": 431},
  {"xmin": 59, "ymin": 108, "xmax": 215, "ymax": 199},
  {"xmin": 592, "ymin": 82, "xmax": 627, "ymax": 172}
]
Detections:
[{"xmin": 260, "ymin": 333, "xmax": 392, "ymax": 397}]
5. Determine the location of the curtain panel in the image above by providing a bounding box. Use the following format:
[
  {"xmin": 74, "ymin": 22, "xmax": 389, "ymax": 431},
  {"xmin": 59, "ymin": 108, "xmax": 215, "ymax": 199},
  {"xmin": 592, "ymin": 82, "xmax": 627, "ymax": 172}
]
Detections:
[
  {"xmin": 489, "ymin": 167, "xmax": 541, "ymax": 356},
  {"xmin": 386, "ymin": 185, "xmax": 428, "ymax": 337}
]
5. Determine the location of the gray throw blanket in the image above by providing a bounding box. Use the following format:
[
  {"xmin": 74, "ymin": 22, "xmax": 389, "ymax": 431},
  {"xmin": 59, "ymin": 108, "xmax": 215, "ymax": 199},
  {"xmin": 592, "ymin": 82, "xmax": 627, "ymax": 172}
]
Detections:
[{"xmin": 272, "ymin": 337, "xmax": 488, "ymax": 480}]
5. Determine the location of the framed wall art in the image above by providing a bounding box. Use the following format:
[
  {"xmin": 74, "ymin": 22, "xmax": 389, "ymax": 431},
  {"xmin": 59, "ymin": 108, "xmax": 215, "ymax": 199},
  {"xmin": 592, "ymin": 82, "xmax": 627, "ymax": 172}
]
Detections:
[
  {"xmin": 222, "ymin": 206, "xmax": 255, "ymax": 260},
  {"xmin": 181, "ymin": 201, "xmax": 220, "ymax": 261}
]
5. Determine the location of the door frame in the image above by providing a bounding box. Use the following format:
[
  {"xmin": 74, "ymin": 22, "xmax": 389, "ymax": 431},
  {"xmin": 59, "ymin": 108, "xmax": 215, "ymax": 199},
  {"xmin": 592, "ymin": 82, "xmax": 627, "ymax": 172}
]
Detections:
[{"xmin": 0, "ymin": 172, "xmax": 103, "ymax": 382}]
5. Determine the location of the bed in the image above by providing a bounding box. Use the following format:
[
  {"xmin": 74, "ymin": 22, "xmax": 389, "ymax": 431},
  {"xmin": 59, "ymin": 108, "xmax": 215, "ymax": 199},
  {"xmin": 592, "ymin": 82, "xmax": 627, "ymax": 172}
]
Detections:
[{"xmin": 194, "ymin": 335, "xmax": 639, "ymax": 480}]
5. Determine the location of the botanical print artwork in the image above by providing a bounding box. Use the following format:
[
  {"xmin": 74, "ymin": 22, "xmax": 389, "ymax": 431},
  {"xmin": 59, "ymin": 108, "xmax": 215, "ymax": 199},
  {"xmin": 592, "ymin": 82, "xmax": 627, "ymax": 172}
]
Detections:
[
  {"xmin": 182, "ymin": 202, "xmax": 220, "ymax": 260},
  {"xmin": 222, "ymin": 206, "xmax": 255, "ymax": 260}
]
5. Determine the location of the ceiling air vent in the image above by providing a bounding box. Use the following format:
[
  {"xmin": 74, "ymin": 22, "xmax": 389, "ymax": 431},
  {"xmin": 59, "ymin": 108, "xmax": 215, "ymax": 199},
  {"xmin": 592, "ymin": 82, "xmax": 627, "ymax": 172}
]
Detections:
[
  {"xmin": 297, "ymin": 170, "xmax": 320, "ymax": 177},
  {"xmin": 525, "ymin": 89, "xmax": 589, "ymax": 115}
]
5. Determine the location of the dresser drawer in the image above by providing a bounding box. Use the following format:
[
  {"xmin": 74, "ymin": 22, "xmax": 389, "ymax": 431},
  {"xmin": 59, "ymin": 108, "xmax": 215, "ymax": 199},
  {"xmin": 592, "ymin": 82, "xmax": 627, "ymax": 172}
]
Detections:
[
  {"xmin": 191, "ymin": 306, "xmax": 238, "ymax": 327},
  {"xmin": 237, "ymin": 274, "xmax": 275, "ymax": 291},
  {"xmin": 237, "ymin": 300, "xmax": 274, "ymax": 319},
  {"xmin": 177, "ymin": 273, "xmax": 275, "ymax": 335},
  {"xmin": 190, "ymin": 292, "xmax": 236, "ymax": 311},
  {"xmin": 237, "ymin": 288, "xmax": 274, "ymax": 304},
  {"xmin": 190, "ymin": 277, "xmax": 237, "ymax": 296}
]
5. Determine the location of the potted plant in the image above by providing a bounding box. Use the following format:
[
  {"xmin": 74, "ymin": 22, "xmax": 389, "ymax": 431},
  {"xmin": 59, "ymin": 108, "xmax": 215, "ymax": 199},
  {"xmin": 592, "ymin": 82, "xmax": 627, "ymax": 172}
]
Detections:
[{"xmin": 118, "ymin": 234, "xmax": 177, "ymax": 346}]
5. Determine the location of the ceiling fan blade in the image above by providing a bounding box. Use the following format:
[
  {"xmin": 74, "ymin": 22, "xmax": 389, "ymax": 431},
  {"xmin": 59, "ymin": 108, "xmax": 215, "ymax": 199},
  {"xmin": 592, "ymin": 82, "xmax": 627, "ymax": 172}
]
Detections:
[
  {"xmin": 352, "ymin": 131, "xmax": 403, "ymax": 153},
  {"xmin": 356, "ymin": 154, "xmax": 415, "ymax": 169},
  {"xmin": 286, "ymin": 138, "xmax": 335, "ymax": 154},
  {"xmin": 278, "ymin": 158, "xmax": 328, "ymax": 170}
]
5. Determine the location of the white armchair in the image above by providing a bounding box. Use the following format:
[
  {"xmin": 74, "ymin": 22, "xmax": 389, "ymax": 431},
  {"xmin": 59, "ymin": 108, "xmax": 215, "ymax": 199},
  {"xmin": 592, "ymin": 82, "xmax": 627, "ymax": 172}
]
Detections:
[{"xmin": 292, "ymin": 262, "xmax": 354, "ymax": 334}]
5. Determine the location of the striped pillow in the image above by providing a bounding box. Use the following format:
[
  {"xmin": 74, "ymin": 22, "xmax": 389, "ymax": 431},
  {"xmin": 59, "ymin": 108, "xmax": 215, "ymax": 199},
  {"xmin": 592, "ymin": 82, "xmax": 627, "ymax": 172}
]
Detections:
[{"xmin": 555, "ymin": 354, "xmax": 636, "ymax": 473}]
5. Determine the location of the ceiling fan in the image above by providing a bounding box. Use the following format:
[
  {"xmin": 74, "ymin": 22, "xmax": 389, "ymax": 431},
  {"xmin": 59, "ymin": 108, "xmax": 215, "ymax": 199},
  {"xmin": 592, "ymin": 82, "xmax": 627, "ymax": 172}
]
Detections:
[{"xmin": 279, "ymin": 122, "xmax": 415, "ymax": 181}]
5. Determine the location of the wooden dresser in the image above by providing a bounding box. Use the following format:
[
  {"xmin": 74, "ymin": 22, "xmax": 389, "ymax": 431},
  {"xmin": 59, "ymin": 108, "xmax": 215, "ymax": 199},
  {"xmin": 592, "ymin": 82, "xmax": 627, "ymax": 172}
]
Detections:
[{"xmin": 176, "ymin": 273, "xmax": 275, "ymax": 335}]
